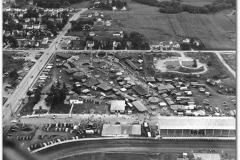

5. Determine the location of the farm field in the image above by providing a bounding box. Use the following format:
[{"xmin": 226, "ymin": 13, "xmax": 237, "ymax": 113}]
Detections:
[
  {"xmin": 181, "ymin": 0, "xmax": 214, "ymax": 6},
  {"xmin": 70, "ymin": 1, "xmax": 90, "ymax": 9},
  {"xmin": 84, "ymin": 1, "xmax": 235, "ymax": 49}
]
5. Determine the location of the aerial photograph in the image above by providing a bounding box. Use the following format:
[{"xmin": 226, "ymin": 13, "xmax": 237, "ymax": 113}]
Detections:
[{"xmin": 2, "ymin": 0, "xmax": 236, "ymax": 160}]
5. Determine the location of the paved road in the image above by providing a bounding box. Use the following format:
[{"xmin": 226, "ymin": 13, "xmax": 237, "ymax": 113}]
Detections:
[
  {"xmin": 215, "ymin": 52, "xmax": 236, "ymax": 78},
  {"xmin": 33, "ymin": 139, "xmax": 236, "ymax": 160},
  {"xmin": 2, "ymin": 8, "xmax": 88, "ymax": 124}
]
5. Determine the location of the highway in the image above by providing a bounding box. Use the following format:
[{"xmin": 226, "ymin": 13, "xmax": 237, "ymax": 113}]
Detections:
[
  {"xmin": 32, "ymin": 139, "xmax": 236, "ymax": 160},
  {"xmin": 2, "ymin": 8, "xmax": 88, "ymax": 124}
]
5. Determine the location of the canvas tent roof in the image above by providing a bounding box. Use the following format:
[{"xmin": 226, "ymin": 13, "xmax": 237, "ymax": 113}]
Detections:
[
  {"xmin": 158, "ymin": 117, "xmax": 235, "ymax": 130},
  {"xmin": 101, "ymin": 124, "xmax": 141, "ymax": 136},
  {"xmin": 110, "ymin": 100, "xmax": 126, "ymax": 112},
  {"xmin": 193, "ymin": 153, "xmax": 220, "ymax": 160},
  {"xmin": 132, "ymin": 101, "xmax": 147, "ymax": 112},
  {"xmin": 132, "ymin": 85, "xmax": 147, "ymax": 96},
  {"xmin": 97, "ymin": 83, "xmax": 112, "ymax": 91},
  {"xmin": 146, "ymin": 77, "xmax": 156, "ymax": 82},
  {"xmin": 158, "ymin": 84, "xmax": 175, "ymax": 91},
  {"xmin": 83, "ymin": 78, "xmax": 100, "ymax": 88},
  {"xmin": 65, "ymin": 68, "xmax": 80, "ymax": 74}
]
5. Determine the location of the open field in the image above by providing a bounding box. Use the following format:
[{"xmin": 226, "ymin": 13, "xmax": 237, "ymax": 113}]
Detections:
[
  {"xmin": 3, "ymin": 51, "xmax": 25, "ymax": 72},
  {"xmin": 176, "ymin": 13, "xmax": 236, "ymax": 50},
  {"xmin": 70, "ymin": 1, "xmax": 90, "ymax": 9},
  {"xmin": 181, "ymin": 0, "xmax": 214, "ymax": 6},
  {"xmin": 184, "ymin": 52, "xmax": 234, "ymax": 79},
  {"xmin": 84, "ymin": 2, "xmax": 235, "ymax": 49},
  {"xmin": 221, "ymin": 53, "xmax": 236, "ymax": 71}
]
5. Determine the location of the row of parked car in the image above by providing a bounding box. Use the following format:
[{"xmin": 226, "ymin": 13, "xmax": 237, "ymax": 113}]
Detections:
[{"xmin": 27, "ymin": 136, "xmax": 79, "ymax": 152}]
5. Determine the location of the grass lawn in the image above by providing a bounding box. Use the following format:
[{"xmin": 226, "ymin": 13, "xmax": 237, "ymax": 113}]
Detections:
[
  {"xmin": 50, "ymin": 103, "xmax": 71, "ymax": 114},
  {"xmin": 72, "ymin": 102, "xmax": 109, "ymax": 114},
  {"xmin": 221, "ymin": 53, "xmax": 236, "ymax": 71},
  {"xmin": 184, "ymin": 52, "xmax": 233, "ymax": 79},
  {"xmin": 3, "ymin": 51, "xmax": 26, "ymax": 72},
  {"xmin": 84, "ymin": 1, "xmax": 235, "ymax": 49},
  {"xmin": 191, "ymin": 86, "xmax": 236, "ymax": 113},
  {"xmin": 19, "ymin": 99, "xmax": 35, "ymax": 116}
]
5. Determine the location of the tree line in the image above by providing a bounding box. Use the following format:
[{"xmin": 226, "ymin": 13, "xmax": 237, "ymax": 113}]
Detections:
[
  {"xmin": 34, "ymin": 0, "xmax": 88, "ymax": 8},
  {"xmin": 132, "ymin": 0, "xmax": 235, "ymax": 14},
  {"xmin": 90, "ymin": 0, "xmax": 127, "ymax": 10}
]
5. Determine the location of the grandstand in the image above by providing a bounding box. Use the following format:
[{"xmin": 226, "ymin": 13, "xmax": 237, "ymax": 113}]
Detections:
[{"xmin": 158, "ymin": 117, "xmax": 235, "ymax": 138}]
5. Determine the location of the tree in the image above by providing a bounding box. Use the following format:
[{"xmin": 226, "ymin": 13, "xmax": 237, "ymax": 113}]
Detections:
[
  {"xmin": 56, "ymin": 80, "xmax": 61, "ymax": 88},
  {"xmin": 192, "ymin": 59, "xmax": 197, "ymax": 68},
  {"xmin": 34, "ymin": 90, "xmax": 41, "ymax": 104},
  {"xmin": 112, "ymin": 0, "xmax": 116, "ymax": 6},
  {"xmin": 27, "ymin": 90, "xmax": 33, "ymax": 97},
  {"xmin": 9, "ymin": 69, "xmax": 19, "ymax": 83}
]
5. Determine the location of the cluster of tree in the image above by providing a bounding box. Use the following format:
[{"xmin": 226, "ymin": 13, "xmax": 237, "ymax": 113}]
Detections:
[
  {"xmin": 3, "ymin": 22, "xmax": 23, "ymax": 31},
  {"xmin": 26, "ymin": 85, "xmax": 43, "ymax": 104},
  {"xmin": 34, "ymin": 0, "xmax": 88, "ymax": 8},
  {"xmin": 132, "ymin": 0, "xmax": 235, "ymax": 14},
  {"xmin": 8, "ymin": 69, "xmax": 19, "ymax": 85},
  {"xmin": 84, "ymin": 31, "xmax": 149, "ymax": 50},
  {"xmin": 3, "ymin": 35, "xmax": 18, "ymax": 48},
  {"xmin": 128, "ymin": 32, "xmax": 150, "ymax": 50},
  {"xmin": 91, "ymin": 0, "xmax": 127, "ymax": 10},
  {"xmin": 112, "ymin": 0, "xmax": 127, "ymax": 9},
  {"xmin": 45, "ymin": 82, "xmax": 68, "ymax": 106},
  {"xmin": 23, "ymin": 8, "xmax": 39, "ymax": 18},
  {"xmin": 70, "ymin": 19, "xmax": 94, "ymax": 31},
  {"xmin": 131, "ymin": 0, "xmax": 161, "ymax": 7},
  {"xmin": 180, "ymin": 38, "xmax": 205, "ymax": 50},
  {"xmin": 41, "ymin": 11, "xmax": 69, "ymax": 35}
]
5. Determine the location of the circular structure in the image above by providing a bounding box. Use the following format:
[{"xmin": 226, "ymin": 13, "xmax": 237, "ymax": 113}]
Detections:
[
  {"xmin": 148, "ymin": 97, "xmax": 160, "ymax": 104},
  {"xmin": 73, "ymin": 72, "xmax": 86, "ymax": 80},
  {"xmin": 96, "ymin": 51, "xmax": 107, "ymax": 58}
]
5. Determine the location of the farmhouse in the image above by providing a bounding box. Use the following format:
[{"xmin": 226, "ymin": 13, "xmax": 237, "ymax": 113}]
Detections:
[{"xmin": 69, "ymin": 95, "xmax": 83, "ymax": 104}]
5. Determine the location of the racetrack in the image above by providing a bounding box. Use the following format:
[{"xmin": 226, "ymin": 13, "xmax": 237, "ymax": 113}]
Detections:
[{"xmin": 33, "ymin": 139, "xmax": 236, "ymax": 160}]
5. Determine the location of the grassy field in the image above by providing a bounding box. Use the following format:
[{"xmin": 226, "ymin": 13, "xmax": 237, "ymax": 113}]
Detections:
[
  {"xmin": 70, "ymin": 1, "xmax": 90, "ymax": 9},
  {"xmin": 221, "ymin": 53, "xmax": 236, "ymax": 71},
  {"xmin": 176, "ymin": 13, "xmax": 236, "ymax": 50},
  {"xmin": 184, "ymin": 52, "xmax": 233, "ymax": 79},
  {"xmin": 3, "ymin": 51, "xmax": 26, "ymax": 72},
  {"xmin": 181, "ymin": 0, "xmax": 214, "ymax": 6},
  {"xmin": 84, "ymin": 1, "xmax": 235, "ymax": 49}
]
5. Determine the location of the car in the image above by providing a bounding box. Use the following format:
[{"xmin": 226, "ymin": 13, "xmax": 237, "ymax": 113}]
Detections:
[
  {"xmin": 217, "ymin": 90, "xmax": 223, "ymax": 94},
  {"xmin": 31, "ymin": 76, "xmax": 34, "ymax": 78},
  {"xmin": 38, "ymin": 135, "xmax": 43, "ymax": 139},
  {"xmin": 132, "ymin": 121, "xmax": 139, "ymax": 125}
]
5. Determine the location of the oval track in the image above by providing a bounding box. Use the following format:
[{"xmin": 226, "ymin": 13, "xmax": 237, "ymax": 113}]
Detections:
[{"xmin": 33, "ymin": 139, "xmax": 236, "ymax": 160}]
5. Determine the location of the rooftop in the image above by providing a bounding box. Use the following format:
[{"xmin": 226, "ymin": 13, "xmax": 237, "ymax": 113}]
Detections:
[{"xmin": 158, "ymin": 117, "xmax": 236, "ymax": 130}]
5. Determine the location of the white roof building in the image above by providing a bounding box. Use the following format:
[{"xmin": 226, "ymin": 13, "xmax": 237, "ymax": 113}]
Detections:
[{"xmin": 110, "ymin": 100, "xmax": 126, "ymax": 113}]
